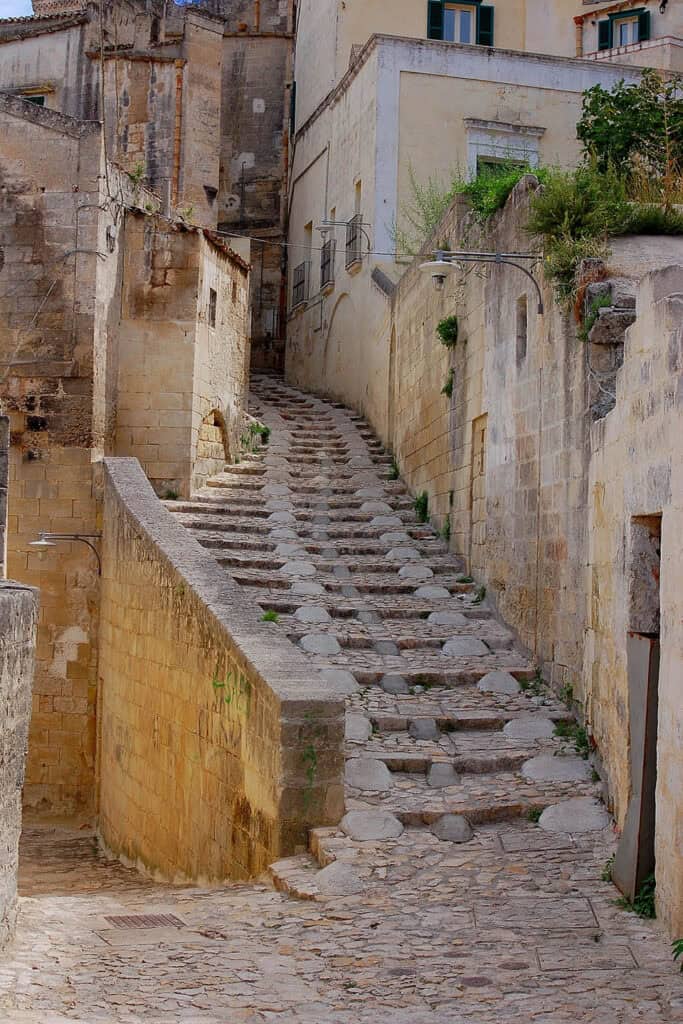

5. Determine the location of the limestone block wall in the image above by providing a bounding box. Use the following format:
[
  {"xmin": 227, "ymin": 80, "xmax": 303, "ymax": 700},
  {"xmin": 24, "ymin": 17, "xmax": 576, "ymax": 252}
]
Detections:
[
  {"xmin": 0, "ymin": 581, "xmax": 38, "ymax": 950},
  {"xmin": 99, "ymin": 458, "xmax": 345, "ymax": 882},
  {"xmin": 103, "ymin": 55, "xmax": 179, "ymax": 209},
  {"xmin": 585, "ymin": 266, "xmax": 683, "ymax": 936},
  {"xmin": 179, "ymin": 13, "xmax": 223, "ymax": 226}
]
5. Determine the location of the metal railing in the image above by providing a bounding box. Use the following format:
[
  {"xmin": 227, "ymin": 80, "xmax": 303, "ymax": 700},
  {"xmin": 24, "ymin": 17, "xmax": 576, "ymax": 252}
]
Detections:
[
  {"xmin": 320, "ymin": 238, "xmax": 336, "ymax": 289},
  {"xmin": 291, "ymin": 260, "xmax": 311, "ymax": 309},
  {"xmin": 345, "ymin": 214, "xmax": 363, "ymax": 268}
]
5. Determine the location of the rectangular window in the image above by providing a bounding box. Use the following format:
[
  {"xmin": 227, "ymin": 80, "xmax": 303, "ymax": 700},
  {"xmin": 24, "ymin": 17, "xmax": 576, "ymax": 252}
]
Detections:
[
  {"xmin": 477, "ymin": 156, "xmax": 526, "ymax": 177},
  {"xmin": 208, "ymin": 288, "xmax": 217, "ymax": 328},
  {"xmin": 617, "ymin": 16, "xmax": 639, "ymax": 46},
  {"xmin": 599, "ymin": 9, "xmax": 651, "ymax": 51},
  {"xmin": 427, "ymin": 1, "xmax": 494, "ymax": 46},
  {"xmin": 444, "ymin": 4, "xmax": 473, "ymax": 43}
]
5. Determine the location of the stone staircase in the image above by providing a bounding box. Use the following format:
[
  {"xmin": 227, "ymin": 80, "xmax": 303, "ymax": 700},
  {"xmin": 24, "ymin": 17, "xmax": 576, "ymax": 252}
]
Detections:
[{"xmin": 168, "ymin": 372, "xmax": 609, "ymax": 900}]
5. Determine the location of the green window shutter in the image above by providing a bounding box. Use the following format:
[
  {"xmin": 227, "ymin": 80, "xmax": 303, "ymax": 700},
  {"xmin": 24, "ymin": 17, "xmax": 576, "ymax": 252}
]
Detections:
[
  {"xmin": 638, "ymin": 10, "xmax": 651, "ymax": 41},
  {"xmin": 477, "ymin": 5, "xmax": 494, "ymax": 47},
  {"xmin": 598, "ymin": 20, "xmax": 611, "ymax": 50},
  {"xmin": 427, "ymin": 0, "xmax": 444, "ymax": 40}
]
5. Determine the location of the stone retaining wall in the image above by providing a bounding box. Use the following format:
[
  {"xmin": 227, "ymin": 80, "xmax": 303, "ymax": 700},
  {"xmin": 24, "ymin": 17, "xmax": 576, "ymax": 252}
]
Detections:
[
  {"xmin": 0, "ymin": 581, "xmax": 38, "ymax": 950},
  {"xmin": 98, "ymin": 458, "xmax": 345, "ymax": 882}
]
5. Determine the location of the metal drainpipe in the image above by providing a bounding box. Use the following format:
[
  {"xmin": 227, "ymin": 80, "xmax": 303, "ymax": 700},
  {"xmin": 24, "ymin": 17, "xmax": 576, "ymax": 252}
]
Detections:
[
  {"xmin": 171, "ymin": 59, "xmax": 184, "ymax": 210},
  {"xmin": 254, "ymin": 0, "xmax": 261, "ymax": 32}
]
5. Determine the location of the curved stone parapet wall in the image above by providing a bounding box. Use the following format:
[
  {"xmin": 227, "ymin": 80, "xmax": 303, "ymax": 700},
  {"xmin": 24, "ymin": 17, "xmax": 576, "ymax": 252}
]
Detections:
[
  {"xmin": 99, "ymin": 458, "xmax": 345, "ymax": 883},
  {"xmin": 0, "ymin": 581, "xmax": 38, "ymax": 951}
]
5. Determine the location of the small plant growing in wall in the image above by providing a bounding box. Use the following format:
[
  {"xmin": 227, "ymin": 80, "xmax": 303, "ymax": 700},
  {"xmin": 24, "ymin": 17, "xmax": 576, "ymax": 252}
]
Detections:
[
  {"xmin": 442, "ymin": 368, "xmax": 455, "ymax": 399},
  {"xmin": 414, "ymin": 491, "xmax": 429, "ymax": 523},
  {"xmin": 261, "ymin": 610, "xmax": 279, "ymax": 623},
  {"xmin": 672, "ymin": 939, "xmax": 683, "ymax": 972},
  {"xmin": 389, "ymin": 458, "xmax": 400, "ymax": 481},
  {"xmin": 616, "ymin": 873, "xmax": 656, "ymax": 919},
  {"xmin": 440, "ymin": 518, "xmax": 451, "ymax": 543},
  {"xmin": 128, "ymin": 162, "xmax": 146, "ymax": 189},
  {"xmin": 437, "ymin": 315, "xmax": 459, "ymax": 348},
  {"xmin": 578, "ymin": 293, "xmax": 613, "ymax": 342},
  {"xmin": 249, "ymin": 421, "xmax": 271, "ymax": 445},
  {"xmin": 553, "ymin": 720, "xmax": 591, "ymax": 760},
  {"xmin": 601, "ymin": 855, "xmax": 615, "ymax": 883}
]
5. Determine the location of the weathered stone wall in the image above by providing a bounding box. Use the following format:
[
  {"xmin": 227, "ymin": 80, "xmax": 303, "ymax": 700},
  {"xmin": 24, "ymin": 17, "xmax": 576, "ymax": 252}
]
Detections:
[
  {"xmin": 114, "ymin": 215, "xmax": 251, "ymax": 498},
  {"xmin": 99, "ymin": 458, "xmax": 344, "ymax": 882},
  {"xmin": 0, "ymin": 581, "xmax": 38, "ymax": 950},
  {"xmin": 0, "ymin": 0, "xmax": 291, "ymax": 369},
  {"xmin": 0, "ymin": 418, "xmax": 8, "ymax": 578},
  {"xmin": 0, "ymin": 95, "xmax": 105, "ymax": 816},
  {"xmin": 586, "ymin": 266, "xmax": 683, "ymax": 937},
  {"xmin": 103, "ymin": 56, "xmax": 179, "ymax": 209},
  {"xmin": 366, "ymin": 182, "xmax": 683, "ymax": 937}
]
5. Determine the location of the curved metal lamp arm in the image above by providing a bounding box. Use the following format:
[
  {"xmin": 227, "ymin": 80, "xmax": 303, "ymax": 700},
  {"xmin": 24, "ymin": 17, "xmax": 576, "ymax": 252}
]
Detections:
[
  {"xmin": 34, "ymin": 533, "xmax": 102, "ymax": 575},
  {"xmin": 495, "ymin": 256, "xmax": 545, "ymax": 315},
  {"xmin": 432, "ymin": 250, "xmax": 545, "ymax": 315}
]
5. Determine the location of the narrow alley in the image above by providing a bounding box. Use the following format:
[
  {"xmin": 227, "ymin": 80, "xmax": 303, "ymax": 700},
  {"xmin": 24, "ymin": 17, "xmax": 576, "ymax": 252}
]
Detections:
[{"xmin": 2, "ymin": 376, "xmax": 679, "ymax": 1024}]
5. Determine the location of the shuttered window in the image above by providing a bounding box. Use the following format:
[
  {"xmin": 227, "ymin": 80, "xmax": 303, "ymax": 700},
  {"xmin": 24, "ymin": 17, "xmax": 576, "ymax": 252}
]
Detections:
[
  {"xmin": 477, "ymin": 4, "xmax": 494, "ymax": 46},
  {"xmin": 427, "ymin": 1, "xmax": 495, "ymax": 47},
  {"xmin": 598, "ymin": 8, "xmax": 652, "ymax": 51}
]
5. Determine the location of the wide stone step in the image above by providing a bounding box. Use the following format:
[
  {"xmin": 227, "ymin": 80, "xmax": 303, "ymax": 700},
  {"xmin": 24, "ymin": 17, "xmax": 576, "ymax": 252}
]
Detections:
[{"xmin": 344, "ymin": 766, "xmax": 597, "ymax": 825}]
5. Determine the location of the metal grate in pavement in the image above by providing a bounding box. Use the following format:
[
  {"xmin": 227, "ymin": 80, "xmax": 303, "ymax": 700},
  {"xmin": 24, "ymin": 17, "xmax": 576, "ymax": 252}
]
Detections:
[{"xmin": 103, "ymin": 914, "xmax": 186, "ymax": 930}]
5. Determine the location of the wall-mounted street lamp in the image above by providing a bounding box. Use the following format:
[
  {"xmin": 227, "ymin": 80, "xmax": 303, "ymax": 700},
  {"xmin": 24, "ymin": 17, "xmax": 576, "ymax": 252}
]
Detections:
[
  {"xmin": 419, "ymin": 249, "xmax": 544, "ymax": 314},
  {"xmin": 29, "ymin": 532, "xmax": 102, "ymax": 575}
]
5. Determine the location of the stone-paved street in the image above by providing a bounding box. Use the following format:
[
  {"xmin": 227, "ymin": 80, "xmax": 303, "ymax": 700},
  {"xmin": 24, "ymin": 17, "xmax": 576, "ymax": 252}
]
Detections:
[{"xmin": 2, "ymin": 374, "xmax": 681, "ymax": 1022}]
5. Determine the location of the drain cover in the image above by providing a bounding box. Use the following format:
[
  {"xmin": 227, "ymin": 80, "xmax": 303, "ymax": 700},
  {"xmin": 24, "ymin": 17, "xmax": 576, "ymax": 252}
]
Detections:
[{"xmin": 103, "ymin": 914, "xmax": 186, "ymax": 930}]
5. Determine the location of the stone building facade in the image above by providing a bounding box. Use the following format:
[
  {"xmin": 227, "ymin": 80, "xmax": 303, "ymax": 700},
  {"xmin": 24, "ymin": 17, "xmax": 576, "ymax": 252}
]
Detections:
[
  {"xmin": 0, "ymin": 89, "xmax": 251, "ymax": 816},
  {"xmin": 0, "ymin": 0, "xmax": 293, "ymax": 367}
]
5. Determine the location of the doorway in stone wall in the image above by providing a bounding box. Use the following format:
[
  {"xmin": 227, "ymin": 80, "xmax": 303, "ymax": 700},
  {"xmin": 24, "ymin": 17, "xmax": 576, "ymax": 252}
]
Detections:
[
  {"xmin": 612, "ymin": 514, "xmax": 662, "ymax": 903},
  {"xmin": 388, "ymin": 326, "xmax": 397, "ymax": 444},
  {"xmin": 469, "ymin": 414, "xmax": 488, "ymax": 574}
]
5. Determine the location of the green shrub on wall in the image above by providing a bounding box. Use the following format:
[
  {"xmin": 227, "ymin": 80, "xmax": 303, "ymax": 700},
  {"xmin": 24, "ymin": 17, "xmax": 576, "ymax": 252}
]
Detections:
[{"xmin": 437, "ymin": 316, "xmax": 459, "ymax": 347}]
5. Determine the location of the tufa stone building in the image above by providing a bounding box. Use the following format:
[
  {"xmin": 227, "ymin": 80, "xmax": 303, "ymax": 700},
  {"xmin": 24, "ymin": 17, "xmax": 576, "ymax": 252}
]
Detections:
[
  {"xmin": 0, "ymin": 0, "xmax": 293, "ymax": 366},
  {"xmin": 0, "ymin": 86, "xmax": 251, "ymax": 816}
]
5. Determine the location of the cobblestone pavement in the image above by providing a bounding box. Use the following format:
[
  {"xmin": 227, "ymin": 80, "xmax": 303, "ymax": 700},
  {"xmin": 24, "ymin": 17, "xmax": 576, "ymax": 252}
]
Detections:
[{"xmin": 3, "ymin": 374, "xmax": 681, "ymax": 1023}]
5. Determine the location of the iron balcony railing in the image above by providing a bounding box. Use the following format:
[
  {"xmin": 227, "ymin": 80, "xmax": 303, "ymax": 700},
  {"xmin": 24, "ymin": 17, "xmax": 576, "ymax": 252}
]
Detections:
[
  {"xmin": 345, "ymin": 213, "xmax": 363, "ymax": 268},
  {"xmin": 291, "ymin": 259, "xmax": 311, "ymax": 309},
  {"xmin": 320, "ymin": 238, "xmax": 336, "ymax": 289}
]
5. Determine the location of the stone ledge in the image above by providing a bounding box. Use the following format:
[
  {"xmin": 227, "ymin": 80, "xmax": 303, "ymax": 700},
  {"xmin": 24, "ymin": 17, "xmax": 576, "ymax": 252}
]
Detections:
[{"xmin": 99, "ymin": 458, "xmax": 345, "ymax": 882}]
